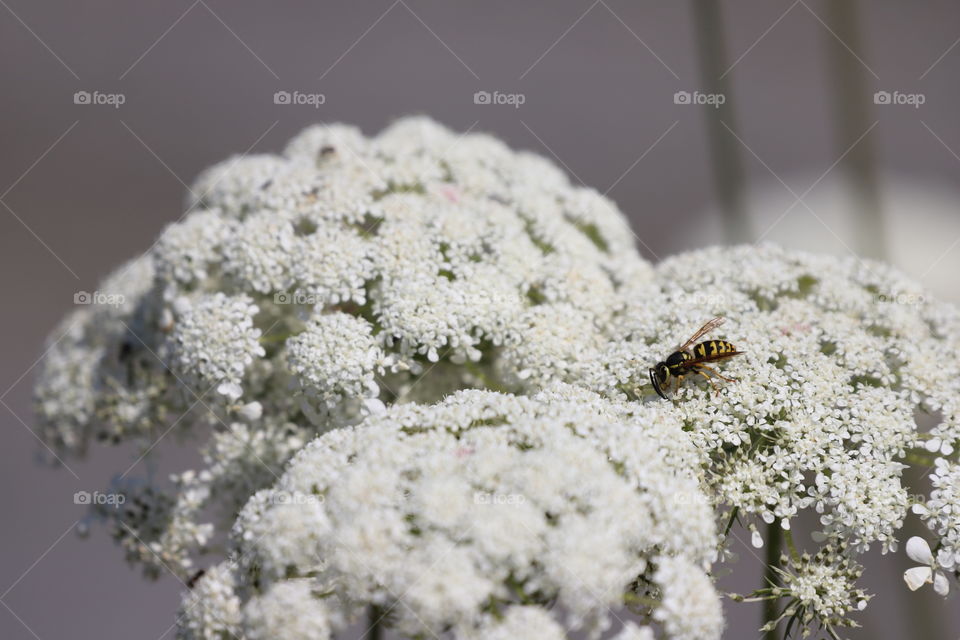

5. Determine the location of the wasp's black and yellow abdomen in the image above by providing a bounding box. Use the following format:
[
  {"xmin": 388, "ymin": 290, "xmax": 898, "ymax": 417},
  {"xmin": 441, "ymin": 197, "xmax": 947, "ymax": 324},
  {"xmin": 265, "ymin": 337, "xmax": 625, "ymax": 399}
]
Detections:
[{"xmin": 693, "ymin": 340, "xmax": 737, "ymax": 359}]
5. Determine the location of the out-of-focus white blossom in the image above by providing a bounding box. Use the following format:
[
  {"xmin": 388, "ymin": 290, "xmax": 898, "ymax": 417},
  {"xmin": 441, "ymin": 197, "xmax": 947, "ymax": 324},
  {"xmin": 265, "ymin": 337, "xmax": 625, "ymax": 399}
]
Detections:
[
  {"xmin": 652, "ymin": 556, "xmax": 724, "ymax": 640},
  {"xmin": 242, "ymin": 578, "xmax": 341, "ymax": 640},
  {"xmin": 177, "ymin": 563, "xmax": 242, "ymax": 640},
  {"xmin": 213, "ymin": 388, "xmax": 720, "ymax": 640}
]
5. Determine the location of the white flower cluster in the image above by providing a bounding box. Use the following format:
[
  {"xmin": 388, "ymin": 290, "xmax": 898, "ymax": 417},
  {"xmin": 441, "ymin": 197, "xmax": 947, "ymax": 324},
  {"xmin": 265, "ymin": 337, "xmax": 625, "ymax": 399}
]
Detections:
[
  {"xmin": 746, "ymin": 544, "xmax": 869, "ymax": 637},
  {"xmin": 571, "ymin": 244, "xmax": 960, "ymax": 625},
  {"xmin": 285, "ymin": 312, "xmax": 387, "ymax": 422},
  {"xmin": 33, "ymin": 117, "xmax": 649, "ymax": 581},
  {"xmin": 182, "ymin": 388, "xmax": 720, "ymax": 640},
  {"xmin": 908, "ymin": 458, "xmax": 960, "ymax": 593},
  {"xmin": 581, "ymin": 246, "xmax": 949, "ymax": 544},
  {"xmin": 168, "ymin": 293, "xmax": 265, "ymax": 400}
]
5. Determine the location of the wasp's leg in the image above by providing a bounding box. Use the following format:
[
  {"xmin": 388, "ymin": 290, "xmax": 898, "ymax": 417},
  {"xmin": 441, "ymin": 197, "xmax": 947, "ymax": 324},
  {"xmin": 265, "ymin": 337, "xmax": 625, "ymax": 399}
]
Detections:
[
  {"xmin": 692, "ymin": 367, "xmax": 720, "ymax": 393},
  {"xmin": 696, "ymin": 364, "xmax": 738, "ymax": 383},
  {"xmin": 672, "ymin": 374, "xmax": 685, "ymax": 394}
]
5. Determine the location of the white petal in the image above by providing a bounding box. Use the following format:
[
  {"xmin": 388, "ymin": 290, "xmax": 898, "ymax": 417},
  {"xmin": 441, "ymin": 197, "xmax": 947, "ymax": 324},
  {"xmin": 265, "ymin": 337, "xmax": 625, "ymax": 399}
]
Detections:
[
  {"xmin": 237, "ymin": 401, "xmax": 262, "ymax": 421},
  {"xmin": 937, "ymin": 549, "xmax": 956, "ymax": 570},
  {"xmin": 362, "ymin": 398, "xmax": 387, "ymax": 415},
  {"xmin": 925, "ymin": 438, "xmax": 942, "ymax": 453},
  {"xmin": 904, "ymin": 566, "xmax": 932, "ymax": 591},
  {"xmin": 751, "ymin": 530, "xmax": 764, "ymax": 548},
  {"xmin": 933, "ymin": 572, "xmax": 950, "ymax": 596},
  {"xmin": 217, "ymin": 381, "xmax": 243, "ymax": 399},
  {"xmin": 906, "ymin": 537, "xmax": 934, "ymax": 565}
]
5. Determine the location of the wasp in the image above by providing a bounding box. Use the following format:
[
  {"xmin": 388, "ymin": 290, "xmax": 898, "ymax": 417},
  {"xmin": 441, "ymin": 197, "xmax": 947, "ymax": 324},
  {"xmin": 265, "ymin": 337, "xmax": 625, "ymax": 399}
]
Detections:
[{"xmin": 649, "ymin": 316, "xmax": 743, "ymax": 399}]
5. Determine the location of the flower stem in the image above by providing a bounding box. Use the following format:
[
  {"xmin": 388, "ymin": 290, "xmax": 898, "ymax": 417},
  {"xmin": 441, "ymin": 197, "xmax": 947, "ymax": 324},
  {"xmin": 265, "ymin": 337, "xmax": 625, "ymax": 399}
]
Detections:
[
  {"xmin": 368, "ymin": 605, "xmax": 384, "ymax": 640},
  {"xmin": 783, "ymin": 527, "xmax": 800, "ymax": 563},
  {"xmin": 763, "ymin": 521, "xmax": 783, "ymax": 640}
]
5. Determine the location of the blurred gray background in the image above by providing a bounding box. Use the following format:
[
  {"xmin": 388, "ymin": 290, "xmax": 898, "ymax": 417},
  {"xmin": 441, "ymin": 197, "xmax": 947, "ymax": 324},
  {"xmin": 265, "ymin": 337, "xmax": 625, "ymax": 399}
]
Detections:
[{"xmin": 2, "ymin": 1, "xmax": 960, "ymax": 638}]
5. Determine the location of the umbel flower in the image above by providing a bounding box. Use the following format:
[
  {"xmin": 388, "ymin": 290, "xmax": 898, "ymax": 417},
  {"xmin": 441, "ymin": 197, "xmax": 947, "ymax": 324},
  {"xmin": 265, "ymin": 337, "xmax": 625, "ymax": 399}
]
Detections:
[
  {"xmin": 33, "ymin": 118, "xmax": 960, "ymax": 638},
  {"xmin": 179, "ymin": 389, "xmax": 721, "ymax": 640},
  {"xmin": 34, "ymin": 116, "xmax": 646, "ymax": 580}
]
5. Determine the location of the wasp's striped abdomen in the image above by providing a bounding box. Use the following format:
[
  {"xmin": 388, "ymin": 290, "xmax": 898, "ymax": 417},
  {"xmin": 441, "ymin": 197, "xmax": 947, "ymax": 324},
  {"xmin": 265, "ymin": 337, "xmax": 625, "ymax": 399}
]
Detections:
[{"xmin": 693, "ymin": 340, "xmax": 737, "ymax": 358}]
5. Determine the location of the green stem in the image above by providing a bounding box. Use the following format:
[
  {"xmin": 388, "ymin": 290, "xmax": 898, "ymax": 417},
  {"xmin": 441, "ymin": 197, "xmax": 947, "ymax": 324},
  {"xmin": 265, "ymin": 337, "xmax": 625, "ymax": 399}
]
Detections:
[
  {"xmin": 367, "ymin": 605, "xmax": 384, "ymax": 640},
  {"xmin": 723, "ymin": 507, "xmax": 739, "ymax": 536},
  {"xmin": 783, "ymin": 528, "xmax": 800, "ymax": 563},
  {"xmin": 763, "ymin": 521, "xmax": 783, "ymax": 640}
]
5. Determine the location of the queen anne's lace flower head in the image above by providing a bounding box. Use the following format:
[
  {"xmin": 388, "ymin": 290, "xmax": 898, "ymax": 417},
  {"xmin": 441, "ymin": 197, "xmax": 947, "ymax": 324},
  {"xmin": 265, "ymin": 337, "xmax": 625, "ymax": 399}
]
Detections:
[
  {"xmin": 34, "ymin": 117, "xmax": 648, "ymax": 580},
  {"xmin": 201, "ymin": 388, "xmax": 720, "ymax": 640},
  {"xmin": 581, "ymin": 246, "xmax": 958, "ymax": 552}
]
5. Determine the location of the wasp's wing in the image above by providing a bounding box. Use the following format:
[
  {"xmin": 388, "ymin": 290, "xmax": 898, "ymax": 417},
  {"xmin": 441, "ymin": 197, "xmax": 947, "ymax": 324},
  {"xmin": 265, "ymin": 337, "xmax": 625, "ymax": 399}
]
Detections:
[
  {"xmin": 678, "ymin": 350, "xmax": 744, "ymax": 368},
  {"xmin": 677, "ymin": 316, "xmax": 726, "ymax": 351}
]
